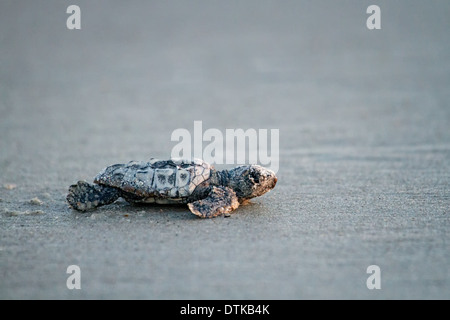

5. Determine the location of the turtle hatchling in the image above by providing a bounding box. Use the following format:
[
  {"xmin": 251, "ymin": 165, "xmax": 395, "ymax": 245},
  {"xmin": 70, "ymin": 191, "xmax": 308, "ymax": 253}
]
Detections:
[{"xmin": 67, "ymin": 158, "xmax": 277, "ymax": 218}]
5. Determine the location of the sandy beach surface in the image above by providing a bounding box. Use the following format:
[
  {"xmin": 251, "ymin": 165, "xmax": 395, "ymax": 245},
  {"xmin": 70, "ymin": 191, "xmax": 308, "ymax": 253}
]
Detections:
[{"xmin": 1, "ymin": 0, "xmax": 449, "ymax": 299}]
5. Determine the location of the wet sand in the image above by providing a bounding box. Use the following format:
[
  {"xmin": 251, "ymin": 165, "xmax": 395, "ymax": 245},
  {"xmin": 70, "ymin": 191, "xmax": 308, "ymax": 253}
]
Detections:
[{"xmin": 1, "ymin": 0, "xmax": 449, "ymax": 299}]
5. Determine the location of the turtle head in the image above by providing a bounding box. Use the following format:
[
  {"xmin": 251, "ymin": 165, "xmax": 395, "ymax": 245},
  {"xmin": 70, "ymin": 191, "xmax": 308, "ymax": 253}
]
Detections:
[{"xmin": 228, "ymin": 165, "xmax": 277, "ymax": 201}]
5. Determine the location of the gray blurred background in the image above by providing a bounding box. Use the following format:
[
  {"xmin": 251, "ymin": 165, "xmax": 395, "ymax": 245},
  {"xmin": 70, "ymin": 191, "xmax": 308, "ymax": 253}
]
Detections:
[{"xmin": 0, "ymin": 0, "xmax": 449, "ymax": 299}]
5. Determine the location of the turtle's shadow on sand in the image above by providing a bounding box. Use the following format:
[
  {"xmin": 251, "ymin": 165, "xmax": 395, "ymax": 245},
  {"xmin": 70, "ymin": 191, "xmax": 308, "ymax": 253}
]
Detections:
[
  {"xmin": 70, "ymin": 200, "xmax": 200, "ymax": 221},
  {"xmin": 69, "ymin": 199, "xmax": 264, "ymax": 221}
]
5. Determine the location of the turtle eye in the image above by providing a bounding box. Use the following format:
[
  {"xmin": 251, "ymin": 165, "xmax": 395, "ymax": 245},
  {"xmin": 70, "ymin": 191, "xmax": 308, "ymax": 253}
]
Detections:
[{"xmin": 249, "ymin": 171, "xmax": 260, "ymax": 183}]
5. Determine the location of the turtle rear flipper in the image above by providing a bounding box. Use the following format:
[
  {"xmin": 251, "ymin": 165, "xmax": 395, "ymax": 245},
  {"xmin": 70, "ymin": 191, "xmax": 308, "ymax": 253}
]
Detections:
[
  {"xmin": 67, "ymin": 181, "xmax": 120, "ymax": 211},
  {"xmin": 187, "ymin": 186, "xmax": 239, "ymax": 218}
]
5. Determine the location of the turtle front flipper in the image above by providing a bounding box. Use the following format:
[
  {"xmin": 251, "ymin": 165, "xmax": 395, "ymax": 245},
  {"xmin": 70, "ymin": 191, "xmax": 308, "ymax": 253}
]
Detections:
[
  {"xmin": 67, "ymin": 181, "xmax": 120, "ymax": 211},
  {"xmin": 187, "ymin": 186, "xmax": 239, "ymax": 218}
]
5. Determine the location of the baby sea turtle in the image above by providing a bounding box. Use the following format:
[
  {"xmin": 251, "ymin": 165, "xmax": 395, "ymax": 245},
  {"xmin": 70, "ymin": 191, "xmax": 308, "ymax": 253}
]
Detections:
[{"xmin": 67, "ymin": 158, "xmax": 277, "ymax": 218}]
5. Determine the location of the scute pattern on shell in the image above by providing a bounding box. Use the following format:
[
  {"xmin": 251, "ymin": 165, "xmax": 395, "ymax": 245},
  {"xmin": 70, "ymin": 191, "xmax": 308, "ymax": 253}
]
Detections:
[{"xmin": 93, "ymin": 158, "xmax": 211, "ymax": 200}]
